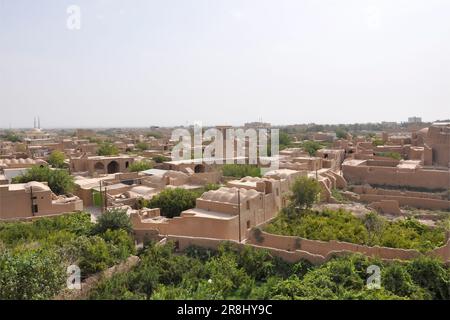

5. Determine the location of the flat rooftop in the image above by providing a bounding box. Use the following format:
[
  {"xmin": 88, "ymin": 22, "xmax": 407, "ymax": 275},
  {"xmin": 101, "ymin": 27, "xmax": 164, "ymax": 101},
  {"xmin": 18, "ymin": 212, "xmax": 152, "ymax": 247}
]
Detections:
[{"xmin": 181, "ymin": 208, "xmax": 235, "ymax": 220}]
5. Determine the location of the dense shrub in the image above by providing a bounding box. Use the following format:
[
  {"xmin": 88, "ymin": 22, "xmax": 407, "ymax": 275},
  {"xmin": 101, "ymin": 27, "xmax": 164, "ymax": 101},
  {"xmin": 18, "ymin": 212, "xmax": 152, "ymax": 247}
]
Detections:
[
  {"xmin": 147, "ymin": 188, "xmax": 198, "ymax": 218},
  {"xmin": 128, "ymin": 160, "xmax": 152, "ymax": 172},
  {"xmin": 221, "ymin": 164, "xmax": 261, "ymax": 178},
  {"xmin": 48, "ymin": 150, "xmax": 66, "ymax": 168},
  {"xmin": 264, "ymin": 209, "xmax": 446, "ymax": 252},
  {"xmin": 97, "ymin": 142, "xmax": 119, "ymax": 156},
  {"xmin": 12, "ymin": 165, "xmax": 75, "ymax": 195},
  {"xmin": 289, "ymin": 177, "xmax": 322, "ymax": 210},
  {"xmin": 92, "ymin": 208, "xmax": 133, "ymax": 235},
  {"xmin": 0, "ymin": 249, "xmax": 66, "ymax": 300},
  {"xmin": 88, "ymin": 242, "xmax": 450, "ymax": 300}
]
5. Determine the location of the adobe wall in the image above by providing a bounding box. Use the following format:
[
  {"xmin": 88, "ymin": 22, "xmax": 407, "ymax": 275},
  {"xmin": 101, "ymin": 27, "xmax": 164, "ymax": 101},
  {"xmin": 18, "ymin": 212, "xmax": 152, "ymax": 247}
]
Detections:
[
  {"xmin": 247, "ymin": 229, "xmax": 450, "ymax": 263},
  {"xmin": 343, "ymin": 164, "xmax": 450, "ymax": 190},
  {"xmin": 165, "ymin": 235, "xmax": 325, "ymax": 264},
  {"xmin": 359, "ymin": 194, "xmax": 450, "ymax": 210},
  {"xmin": 133, "ymin": 214, "xmax": 240, "ymax": 241}
]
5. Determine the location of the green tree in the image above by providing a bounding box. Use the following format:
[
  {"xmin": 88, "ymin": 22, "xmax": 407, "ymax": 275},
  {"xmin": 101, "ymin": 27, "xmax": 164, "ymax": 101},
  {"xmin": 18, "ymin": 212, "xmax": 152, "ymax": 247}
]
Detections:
[
  {"xmin": 147, "ymin": 188, "xmax": 198, "ymax": 218},
  {"xmin": 335, "ymin": 128, "xmax": 348, "ymax": 139},
  {"xmin": 289, "ymin": 177, "xmax": 321, "ymax": 210},
  {"xmin": 48, "ymin": 150, "xmax": 66, "ymax": 168},
  {"xmin": 97, "ymin": 142, "xmax": 119, "ymax": 156},
  {"xmin": 12, "ymin": 166, "xmax": 75, "ymax": 195},
  {"xmin": 135, "ymin": 142, "xmax": 149, "ymax": 151},
  {"xmin": 92, "ymin": 208, "xmax": 133, "ymax": 235},
  {"xmin": 0, "ymin": 249, "xmax": 65, "ymax": 299},
  {"xmin": 222, "ymin": 164, "xmax": 261, "ymax": 178},
  {"xmin": 1, "ymin": 131, "xmax": 22, "ymax": 142},
  {"xmin": 152, "ymin": 155, "xmax": 170, "ymax": 163},
  {"xmin": 302, "ymin": 140, "xmax": 323, "ymax": 156},
  {"xmin": 279, "ymin": 132, "xmax": 292, "ymax": 150},
  {"xmin": 128, "ymin": 160, "xmax": 152, "ymax": 172}
]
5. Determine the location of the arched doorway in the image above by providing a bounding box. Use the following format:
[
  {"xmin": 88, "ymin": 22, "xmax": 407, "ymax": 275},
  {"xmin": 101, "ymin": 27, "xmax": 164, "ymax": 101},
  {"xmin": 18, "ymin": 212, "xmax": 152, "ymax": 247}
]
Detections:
[
  {"xmin": 94, "ymin": 162, "xmax": 105, "ymax": 174},
  {"xmin": 194, "ymin": 164, "xmax": 205, "ymax": 173},
  {"xmin": 107, "ymin": 161, "xmax": 120, "ymax": 174}
]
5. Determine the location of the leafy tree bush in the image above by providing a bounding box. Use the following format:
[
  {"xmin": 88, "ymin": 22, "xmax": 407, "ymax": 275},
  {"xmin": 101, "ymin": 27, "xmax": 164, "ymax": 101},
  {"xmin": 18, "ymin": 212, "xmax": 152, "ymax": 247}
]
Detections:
[
  {"xmin": 48, "ymin": 150, "xmax": 66, "ymax": 168},
  {"xmin": 0, "ymin": 249, "xmax": 65, "ymax": 299},
  {"xmin": 147, "ymin": 188, "xmax": 198, "ymax": 218},
  {"xmin": 222, "ymin": 164, "xmax": 261, "ymax": 178},
  {"xmin": 372, "ymin": 138, "xmax": 384, "ymax": 147},
  {"xmin": 128, "ymin": 160, "xmax": 152, "ymax": 172},
  {"xmin": 289, "ymin": 176, "xmax": 321, "ymax": 210},
  {"xmin": 12, "ymin": 165, "xmax": 75, "ymax": 195},
  {"xmin": 335, "ymin": 128, "xmax": 348, "ymax": 139},
  {"xmin": 301, "ymin": 140, "xmax": 323, "ymax": 156},
  {"xmin": 135, "ymin": 142, "xmax": 149, "ymax": 151},
  {"xmin": 279, "ymin": 132, "xmax": 292, "ymax": 150},
  {"xmin": 97, "ymin": 142, "xmax": 119, "ymax": 156},
  {"xmin": 1, "ymin": 131, "xmax": 22, "ymax": 142},
  {"xmin": 377, "ymin": 152, "xmax": 402, "ymax": 160},
  {"xmin": 92, "ymin": 208, "xmax": 133, "ymax": 235},
  {"xmin": 152, "ymin": 155, "xmax": 170, "ymax": 163},
  {"xmin": 89, "ymin": 242, "xmax": 450, "ymax": 300},
  {"xmin": 265, "ymin": 210, "xmax": 446, "ymax": 251},
  {"xmin": 77, "ymin": 236, "xmax": 116, "ymax": 275}
]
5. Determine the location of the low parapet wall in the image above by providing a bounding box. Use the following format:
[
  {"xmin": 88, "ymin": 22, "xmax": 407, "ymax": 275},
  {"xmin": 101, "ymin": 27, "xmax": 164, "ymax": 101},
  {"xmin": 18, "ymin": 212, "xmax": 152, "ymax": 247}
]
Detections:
[
  {"xmin": 247, "ymin": 230, "xmax": 450, "ymax": 264},
  {"xmin": 359, "ymin": 194, "xmax": 450, "ymax": 210}
]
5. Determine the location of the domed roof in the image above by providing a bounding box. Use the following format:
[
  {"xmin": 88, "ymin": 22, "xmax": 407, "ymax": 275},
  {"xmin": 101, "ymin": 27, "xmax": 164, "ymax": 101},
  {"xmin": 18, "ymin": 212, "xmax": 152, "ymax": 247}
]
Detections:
[{"xmin": 200, "ymin": 187, "xmax": 259, "ymax": 204}]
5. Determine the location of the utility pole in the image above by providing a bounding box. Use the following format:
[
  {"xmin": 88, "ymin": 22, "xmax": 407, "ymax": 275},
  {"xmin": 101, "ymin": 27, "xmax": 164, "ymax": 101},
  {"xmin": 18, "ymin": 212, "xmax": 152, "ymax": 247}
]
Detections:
[
  {"xmin": 30, "ymin": 186, "xmax": 35, "ymax": 216},
  {"xmin": 237, "ymin": 189, "xmax": 241, "ymax": 242},
  {"xmin": 99, "ymin": 181, "xmax": 103, "ymax": 214}
]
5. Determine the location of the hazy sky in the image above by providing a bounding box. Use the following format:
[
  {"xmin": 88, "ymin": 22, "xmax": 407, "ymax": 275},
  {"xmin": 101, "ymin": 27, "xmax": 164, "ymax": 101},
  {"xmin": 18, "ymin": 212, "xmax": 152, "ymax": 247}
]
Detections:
[{"xmin": 1, "ymin": 0, "xmax": 449, "ymax": 128}]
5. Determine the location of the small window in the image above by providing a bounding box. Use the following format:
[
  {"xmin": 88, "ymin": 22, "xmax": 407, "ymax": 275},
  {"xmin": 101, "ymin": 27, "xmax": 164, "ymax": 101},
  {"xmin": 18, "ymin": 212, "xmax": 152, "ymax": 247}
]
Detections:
[
  {"xmin": 125, "ymin": 161, "xmax": 129, "ymax": 168},
  {"xmin": 246, "ymin": 220, "xmax": 251, "ymax": 229},
  {"xmin": 33, "ymin": 204, "xmax": 39, "ymax": 213}
]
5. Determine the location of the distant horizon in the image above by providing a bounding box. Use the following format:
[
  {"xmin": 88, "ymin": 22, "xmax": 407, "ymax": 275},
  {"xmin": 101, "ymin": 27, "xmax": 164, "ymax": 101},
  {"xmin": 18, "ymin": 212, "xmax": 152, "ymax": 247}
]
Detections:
[{"xmin": 1, "ymin": 117, "xmax": 447, "ymax": 131}]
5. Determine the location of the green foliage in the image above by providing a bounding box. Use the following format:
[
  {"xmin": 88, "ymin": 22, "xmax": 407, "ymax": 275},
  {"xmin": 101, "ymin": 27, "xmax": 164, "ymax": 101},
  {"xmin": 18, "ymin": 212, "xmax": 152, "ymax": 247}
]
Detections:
[
  {"xmin": 279, "ymin": 132, "xmax": 293, "ymax": 150},
  {"xmin": 1, "ymin": 131, "xmax": 22, "ymax": 142},
  {"xmin": 301, "ymin": 140, "xmax": 323, "ymax": 156},
  {"xmin": 147, "ymin": 188, "xmax": 198, "ymax": 218},
  {"xmin": 0, "ymin": 249, "xmax": 65, "ymax": 299},
  {"xmin": 128, "ymin": 160, "xmax": 152, "ymax": 172},
  {"xmin": 135, "ymin": 142, "xmax": 149, "ymax": 151},
  {"xmin": 97, "ymin": 142, "xmax": 119, "ymax": 156},
  {"xmin": 221, "ymin": 164, "xmax": 261, "ymax": 178},
  {"xmin": 372, "ymin": 138, "xmax": 384, "ymax": 147},
  {"xmin": 377, "ymin": 152, "xmax": 402, "ymax": 160},
  {"xmin": 89, "ymin": 242, "xmax": 449, "ymax": 300},
  {"xmin": 331, "ymin": 188, "xmax": 346, "ymax": 203},
  {"xmin": 146, "ymin": 131, "xmax": 162, "ymax": 139},
  {"xmin": 0, "ymin": 211, "xmax": 135, "ymax": 299},
  {"xmin": 335, "ymin": 128, "xmax": 348, "ymax": 139},
  {"xmin": 289, "ymin": 177, "xmax": 321, "ymax": 210},
  {"xmin": 152, "ymin": 155, "xmax": 170, "ymax": 163},
  {"xmin": 47, "ymin": 150, "xmax": 66, "ymax": 168},
  {"xmin": 265, "ymin": 210, "xmax": 446, "ymax": 252},
  {"xmin": 92, "ymin": 208, "xmax": 133, "ymax": 235},
  {"xmin": 11, "ymin": 165, "xmax": 75, "ymax": 195}
]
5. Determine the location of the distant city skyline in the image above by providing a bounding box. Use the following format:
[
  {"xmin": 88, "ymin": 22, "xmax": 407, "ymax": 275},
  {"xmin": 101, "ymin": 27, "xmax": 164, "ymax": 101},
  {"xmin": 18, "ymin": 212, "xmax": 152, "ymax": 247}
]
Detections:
[{"xmin": 1, "ymin": 0, "xmax": 449, "ymax": 128}]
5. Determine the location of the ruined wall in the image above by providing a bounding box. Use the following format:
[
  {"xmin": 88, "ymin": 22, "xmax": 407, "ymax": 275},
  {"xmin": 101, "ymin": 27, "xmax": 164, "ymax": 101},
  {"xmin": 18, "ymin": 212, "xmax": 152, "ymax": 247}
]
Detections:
[
  {"xmin": 343, "ymin": 165, "xmax": 450, "ymax": 190},
  {"xmin": 359, "ymin": 194, "xmax": 450, "ymax": 210},
  {"xmin": 247, "ymin": 229, "xmax": 450, "ymax": 263}
]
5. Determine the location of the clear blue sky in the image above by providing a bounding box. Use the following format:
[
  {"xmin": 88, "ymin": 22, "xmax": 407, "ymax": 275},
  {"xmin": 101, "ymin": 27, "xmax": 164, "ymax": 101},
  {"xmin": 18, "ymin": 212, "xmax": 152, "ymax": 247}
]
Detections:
[{"xmin": 1, "ymin": 0, "xmax": 449, "ymax": 128}]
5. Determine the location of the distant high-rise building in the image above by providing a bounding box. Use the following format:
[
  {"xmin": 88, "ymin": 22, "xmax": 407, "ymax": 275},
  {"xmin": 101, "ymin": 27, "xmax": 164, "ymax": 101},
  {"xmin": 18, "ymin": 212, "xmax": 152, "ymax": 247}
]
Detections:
[{"xmin": 408, "ymin": 117, "xmax": 422, "ymax": 123}]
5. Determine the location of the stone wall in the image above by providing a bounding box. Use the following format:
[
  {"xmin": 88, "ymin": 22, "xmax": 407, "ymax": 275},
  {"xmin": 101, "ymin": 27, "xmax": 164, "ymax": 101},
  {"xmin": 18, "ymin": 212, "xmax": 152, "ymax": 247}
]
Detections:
[{"xmin": 247, "ymin": 229, "xmax": 450, "ymax": 264}]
